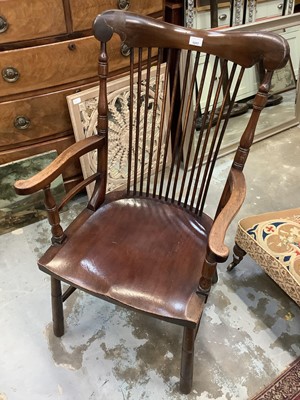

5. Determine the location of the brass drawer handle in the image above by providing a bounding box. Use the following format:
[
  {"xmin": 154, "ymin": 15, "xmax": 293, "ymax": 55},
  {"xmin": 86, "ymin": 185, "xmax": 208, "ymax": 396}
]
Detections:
[
  {"xmin": 218, "ymin": 14, "xmax": 227, "ymax": 21},
  {"xmin": 118, "ymin": 0, "xmax": 130, "ymax": 10},
  {"xmin": 0, "ymin": 16, "xmax": 8, "ymax": 33},
  {"xmin": 120, "ymin": 43, "xmax": 131, "ymax": 57},
  {"xmin": 14, "ymin": 116, "xmax": 31, "ymax": 130},
  {"xmin": 2, "ymin": 67, "xmax": 20, "ymax": 83}
]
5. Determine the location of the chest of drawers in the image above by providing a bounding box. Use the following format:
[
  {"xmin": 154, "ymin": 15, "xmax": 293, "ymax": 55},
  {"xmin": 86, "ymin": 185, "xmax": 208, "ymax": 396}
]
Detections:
[{"xmin": 0, "ymin": 0, "xmax": 164, "ymax": 190}]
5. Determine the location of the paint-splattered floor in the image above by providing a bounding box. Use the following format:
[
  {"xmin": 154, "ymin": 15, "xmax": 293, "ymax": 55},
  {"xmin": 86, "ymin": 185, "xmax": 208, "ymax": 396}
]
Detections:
[{"xmin": 1, "ymin": 127, "xmax": 300, "ymax": 400}]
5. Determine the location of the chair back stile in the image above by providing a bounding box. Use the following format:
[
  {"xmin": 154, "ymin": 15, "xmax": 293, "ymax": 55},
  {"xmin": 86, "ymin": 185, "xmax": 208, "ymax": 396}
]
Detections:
[
  {"xmin": 215, "ymin": 70, "xmax": 274, "ymax": 220},
  {"xmin": 88, "ymin": 41, "xmax": 110, "ymax": 210},
  {"xmin": 232, "ymin": 70, "xmax": 274, "ymax": 172}
]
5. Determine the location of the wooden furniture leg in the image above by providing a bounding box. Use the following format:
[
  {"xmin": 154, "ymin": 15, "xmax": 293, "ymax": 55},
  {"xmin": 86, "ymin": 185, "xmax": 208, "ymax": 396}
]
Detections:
[
  {"xmin": 51, "ymin": 277, "xmax": 64, "ymax": 337},
  {"xmin": 180, "ymin": 326, "xmax": 197, "ymax": 394},
  {"xmin": 212, "ymin": 269, "xmax": 218, "ymax": 284},
  {"xmin": 227, "ymin": 243, "xmax": 246, "ymax": 271}
]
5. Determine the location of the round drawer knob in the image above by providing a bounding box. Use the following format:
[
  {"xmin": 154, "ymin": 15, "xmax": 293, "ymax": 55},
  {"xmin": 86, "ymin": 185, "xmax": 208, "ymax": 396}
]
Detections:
[
  {"xmin": 120, "ymin": 43, "xmax": 131, "ymax": 57},
  {"xmin": 118, "ymin": 0, "xmax": 130, "ymax": 10},
  {"xmin": 218, "ymin": 14, "xmax": 227, "ymax": 21},
  {"xmin": 14, "ymin": 116, "xmax": 31, "ymax": 130},
  {"xmin": 0, "ymin": 16, "xmax": 8, "ymax": 33},
  {"xmin": 68, "ymin": 43, "xmax": 77, "ymax": 51},
  {"xmin": 277, "ymin": 3, "xmax": 283, "ymax": 8},
  {"xmin": 2, "ymin": 67, "xmax": 20, "ymax": 83}
]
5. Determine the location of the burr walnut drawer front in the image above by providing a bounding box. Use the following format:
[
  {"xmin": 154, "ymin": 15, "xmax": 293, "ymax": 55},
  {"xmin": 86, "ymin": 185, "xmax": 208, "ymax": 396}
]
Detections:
[
  {"xmin": 0, "ymin": 35, "xmax": 150, "ymax": 97},
  {"xmin": 0, "ymin": 83, "xmax": 97, "ymax": 149},
  {"xmin": 69, "ymin": 0, "xmax": 164, "ymax": 31},
  {"xmin": 0, "ymin": 0, "xmax": 67, "ymax": 43},
  {"xmin": 0, "ymin": 37, "xmax": 101, "ymax": 97}
]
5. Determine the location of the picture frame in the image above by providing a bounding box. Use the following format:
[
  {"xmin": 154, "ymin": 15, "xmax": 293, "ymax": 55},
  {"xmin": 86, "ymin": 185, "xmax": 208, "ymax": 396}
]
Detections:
[{"xmin": 270, "ymin": 56, "xmax": 297, "ymax": 95}]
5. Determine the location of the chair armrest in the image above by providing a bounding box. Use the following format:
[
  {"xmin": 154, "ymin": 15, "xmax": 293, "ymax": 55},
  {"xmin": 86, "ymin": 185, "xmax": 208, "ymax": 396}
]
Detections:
[
  {"xmin": 14, "ymin": 136, "xmax": 104, "ymax": 195},
  {"xmin": 208, "ymin": 168, "xmax": 246, "ymax": 262}
]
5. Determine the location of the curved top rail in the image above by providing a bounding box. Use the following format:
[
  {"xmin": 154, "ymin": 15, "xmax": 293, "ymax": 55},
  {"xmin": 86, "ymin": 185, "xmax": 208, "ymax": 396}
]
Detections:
[{"xmin": 93, "ymin": 10, "xmax": 289, "ymax": 71}]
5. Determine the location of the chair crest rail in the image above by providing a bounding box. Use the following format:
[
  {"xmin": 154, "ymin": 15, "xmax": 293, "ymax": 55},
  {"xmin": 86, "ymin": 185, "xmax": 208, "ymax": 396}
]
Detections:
[{"xmin": 93, "ymin": 10, "xmax": 289, "ymax": 71}]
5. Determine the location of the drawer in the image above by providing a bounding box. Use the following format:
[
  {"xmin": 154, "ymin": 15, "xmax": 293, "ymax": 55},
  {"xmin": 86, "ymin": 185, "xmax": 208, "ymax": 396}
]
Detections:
[
  {"xmin": 0, "ymin": 82, "xmax": 97, "ymax": 149},
  {"xmin": 256, "ymin": 0, "xmax": 284, "ymax": 19},
  {"xmin": 69, "ymin": 0, "xmax": 164, "ymax": 31},
  {"xmin": 194, "ymin": 8, "xmax": 230, "ymax": 29},
  {"xmin": 0, "ymin": 0, "xmax": 66, "ymax": 43},
  {"xmin": 0, "ymin": 35, "xmax": 154, "ymax": 97},
  {"xmin": 0, "ymin": 36, "xmax": 100, "ymax": 96}
]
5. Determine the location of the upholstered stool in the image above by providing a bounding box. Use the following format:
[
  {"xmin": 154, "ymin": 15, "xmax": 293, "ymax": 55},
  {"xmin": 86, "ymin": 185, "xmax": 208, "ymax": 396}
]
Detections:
[{"xmin": 228, "ymin": 208, "xmax": 300, "ymax": 306}]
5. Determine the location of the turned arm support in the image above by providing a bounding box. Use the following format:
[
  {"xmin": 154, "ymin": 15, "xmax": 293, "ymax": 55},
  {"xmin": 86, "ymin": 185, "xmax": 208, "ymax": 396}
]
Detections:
[
  {"xmin": 208, "ymin": 168, "xmax": 246, "ymax": 262},
  {"xmin": 14, "ymin": 136, "xmax": 104, "ymax": 195}
]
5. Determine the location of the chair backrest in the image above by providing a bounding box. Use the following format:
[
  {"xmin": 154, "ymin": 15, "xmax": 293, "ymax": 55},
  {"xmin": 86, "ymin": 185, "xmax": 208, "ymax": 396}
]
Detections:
[{"xmin": 91, "ymin": 10, "xmax": 289, "ymax": 216}]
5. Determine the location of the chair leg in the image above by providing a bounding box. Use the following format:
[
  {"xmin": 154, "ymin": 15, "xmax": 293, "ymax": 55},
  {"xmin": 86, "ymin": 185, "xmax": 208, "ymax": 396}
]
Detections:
[
  {"xmin": 180, "ymin": 326, "xmax": 197, "ymax": 394},
  {"xmin": 51, "ymin": 277, "xmax": 64, "ymax": 337},
  {"xmin": 227, "ymin": 243, "xmax": 246, "ymax": 271},
  {"xmin": 212, "ymin": 269, "xmax": 218, "ymax": 284}
]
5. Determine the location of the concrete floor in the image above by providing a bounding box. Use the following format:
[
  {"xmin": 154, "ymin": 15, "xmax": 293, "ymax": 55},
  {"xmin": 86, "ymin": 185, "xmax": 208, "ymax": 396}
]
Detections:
[{"xmin": 1, "ymin": 126, "xmax": 300, "ymax": 400}]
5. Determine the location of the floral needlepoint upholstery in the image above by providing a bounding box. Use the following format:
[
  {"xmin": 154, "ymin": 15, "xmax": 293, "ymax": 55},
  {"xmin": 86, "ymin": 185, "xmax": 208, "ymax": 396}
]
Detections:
[{"xmin": 235, "ymin": 208, "xmax": 300, "ymax": 306}]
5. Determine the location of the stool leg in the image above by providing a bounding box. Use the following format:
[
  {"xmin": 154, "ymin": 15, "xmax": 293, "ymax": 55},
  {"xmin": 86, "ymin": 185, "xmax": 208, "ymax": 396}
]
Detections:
[{"xmin": 227, "ymin": 243, "xmax": 246, "ymax": 271}]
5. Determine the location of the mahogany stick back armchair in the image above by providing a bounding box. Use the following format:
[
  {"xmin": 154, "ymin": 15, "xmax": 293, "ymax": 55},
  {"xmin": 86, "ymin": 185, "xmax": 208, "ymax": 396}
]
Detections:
[{"xmin": 14, "ymin": 11, "xmax": 289, "ymax": 394}]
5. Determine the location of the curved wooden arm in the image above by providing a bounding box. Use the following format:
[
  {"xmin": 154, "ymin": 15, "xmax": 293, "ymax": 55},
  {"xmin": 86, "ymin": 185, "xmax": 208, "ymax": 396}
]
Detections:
[
  {"xmin": 14, "ymin": 136, "xmax": 104, "ymax": 195},
  {"xmin": 208, "ymin": 168, "xmax": 246, "ymax": 262}
]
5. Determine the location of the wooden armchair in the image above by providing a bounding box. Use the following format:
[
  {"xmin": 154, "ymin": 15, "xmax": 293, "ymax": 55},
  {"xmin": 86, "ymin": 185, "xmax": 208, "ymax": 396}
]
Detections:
[{"xmin": 14, "ymin": 11, "xmax": 289, "ymax": 394}]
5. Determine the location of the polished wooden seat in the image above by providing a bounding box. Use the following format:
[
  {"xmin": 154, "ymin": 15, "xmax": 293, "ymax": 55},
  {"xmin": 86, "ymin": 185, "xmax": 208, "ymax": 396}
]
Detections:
[
  {"xmin": 40, "ymin": 197, "xmax": 212, "ymax": 325},
  {"xmin": 14, "ymin": 10, "xmax": 289, "ymax": 394}
]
